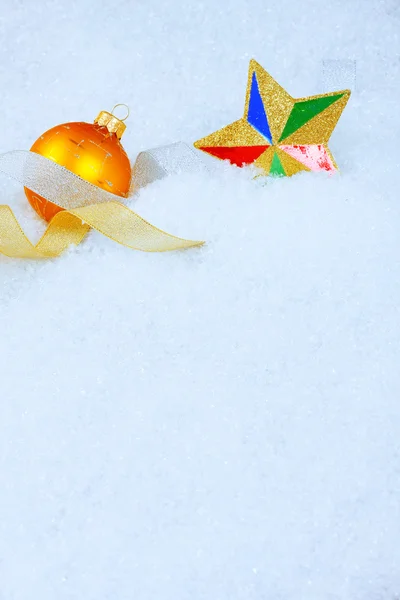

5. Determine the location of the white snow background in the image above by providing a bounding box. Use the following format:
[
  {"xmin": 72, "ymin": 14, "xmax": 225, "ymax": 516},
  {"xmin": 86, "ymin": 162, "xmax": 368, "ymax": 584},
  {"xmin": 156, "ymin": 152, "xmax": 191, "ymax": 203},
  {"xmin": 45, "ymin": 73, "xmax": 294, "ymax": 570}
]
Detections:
[{"xmin": 0, "ymin": 1, "xmax": 400, "ymax": 598}]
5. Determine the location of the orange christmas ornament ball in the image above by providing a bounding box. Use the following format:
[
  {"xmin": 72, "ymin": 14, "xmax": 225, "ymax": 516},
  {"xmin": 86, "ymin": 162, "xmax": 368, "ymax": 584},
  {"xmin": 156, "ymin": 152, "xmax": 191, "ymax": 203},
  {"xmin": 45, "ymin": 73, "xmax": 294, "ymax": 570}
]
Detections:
[{"xmin": 25, "ymin": 105, "xmax": 132, "ymax": 222}]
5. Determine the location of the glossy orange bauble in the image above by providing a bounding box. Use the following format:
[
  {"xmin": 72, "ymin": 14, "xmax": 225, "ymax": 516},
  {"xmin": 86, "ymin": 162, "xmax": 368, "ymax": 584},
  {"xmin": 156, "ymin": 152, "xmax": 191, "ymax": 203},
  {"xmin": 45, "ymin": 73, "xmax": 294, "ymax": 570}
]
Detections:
[{"xmin": 25, "ymin": 120, "xmax": 132, "ymax": 222}]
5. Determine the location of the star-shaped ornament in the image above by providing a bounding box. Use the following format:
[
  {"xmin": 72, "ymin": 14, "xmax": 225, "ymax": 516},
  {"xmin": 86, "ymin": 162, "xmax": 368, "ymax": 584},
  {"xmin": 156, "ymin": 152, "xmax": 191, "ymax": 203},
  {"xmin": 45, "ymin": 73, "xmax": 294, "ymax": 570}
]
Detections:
[{"xmin": 194, "ymin": 60, "xmax": 351, "ymax": 177}]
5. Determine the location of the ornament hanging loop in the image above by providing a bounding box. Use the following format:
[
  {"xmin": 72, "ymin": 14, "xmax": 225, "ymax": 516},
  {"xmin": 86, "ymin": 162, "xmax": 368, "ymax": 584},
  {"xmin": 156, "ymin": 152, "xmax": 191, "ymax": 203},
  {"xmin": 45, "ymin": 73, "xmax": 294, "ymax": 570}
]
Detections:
[
  {"xmin": 95, "ymin": 106, "xmax": 128, "ymax": 139},
  {"xmin": 111, "ymin": 103, "xmax": 130, "ymax": 122}
]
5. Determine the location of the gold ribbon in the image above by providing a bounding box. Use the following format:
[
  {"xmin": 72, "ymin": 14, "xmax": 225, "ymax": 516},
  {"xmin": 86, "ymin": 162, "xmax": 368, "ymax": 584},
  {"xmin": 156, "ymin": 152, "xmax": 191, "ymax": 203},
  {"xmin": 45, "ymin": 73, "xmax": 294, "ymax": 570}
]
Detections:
[{"xmin": 0, "ymin": 150, "xmax": 204, "ymax": 259}]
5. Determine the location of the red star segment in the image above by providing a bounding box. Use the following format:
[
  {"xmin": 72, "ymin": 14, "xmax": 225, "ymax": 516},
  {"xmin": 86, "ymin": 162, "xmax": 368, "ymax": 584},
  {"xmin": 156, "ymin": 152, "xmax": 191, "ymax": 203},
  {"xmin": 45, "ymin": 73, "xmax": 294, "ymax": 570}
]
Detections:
[{"xmin": 197, "ymin": 145, "xmax": 270, "ymax": 166}]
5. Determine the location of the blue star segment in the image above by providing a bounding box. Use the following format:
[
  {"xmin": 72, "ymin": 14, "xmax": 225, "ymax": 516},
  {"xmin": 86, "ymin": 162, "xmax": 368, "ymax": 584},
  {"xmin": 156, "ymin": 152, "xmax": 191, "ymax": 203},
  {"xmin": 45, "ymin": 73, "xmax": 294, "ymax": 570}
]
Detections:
[{"xmin": 247, "ymin": 72, "xmax": 272, "ymax": 143}]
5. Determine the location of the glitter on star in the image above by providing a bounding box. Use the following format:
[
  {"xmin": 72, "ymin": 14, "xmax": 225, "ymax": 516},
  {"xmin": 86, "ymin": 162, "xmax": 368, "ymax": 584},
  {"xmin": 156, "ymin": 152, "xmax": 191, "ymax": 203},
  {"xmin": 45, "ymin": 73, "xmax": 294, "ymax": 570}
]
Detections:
[{"xmin": 194, "ymin": 59, "xmax": 351, "ymax": 177}]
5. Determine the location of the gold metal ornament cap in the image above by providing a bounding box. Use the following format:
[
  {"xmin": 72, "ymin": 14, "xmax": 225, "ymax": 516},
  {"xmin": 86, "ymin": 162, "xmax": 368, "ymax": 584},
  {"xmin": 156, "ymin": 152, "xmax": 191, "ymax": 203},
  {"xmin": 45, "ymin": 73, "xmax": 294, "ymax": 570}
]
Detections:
[{"xmin": 94, "ymin": 104, "xmax": 129, "ymax": 139}]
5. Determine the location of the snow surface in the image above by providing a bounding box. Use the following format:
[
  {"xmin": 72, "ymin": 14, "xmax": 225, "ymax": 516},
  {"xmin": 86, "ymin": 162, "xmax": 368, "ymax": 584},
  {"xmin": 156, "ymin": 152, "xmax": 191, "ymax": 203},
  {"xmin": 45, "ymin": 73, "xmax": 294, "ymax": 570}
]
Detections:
[{"xmin": 0, "ymin": 1, "xmax": 400, "ymax": 598}]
